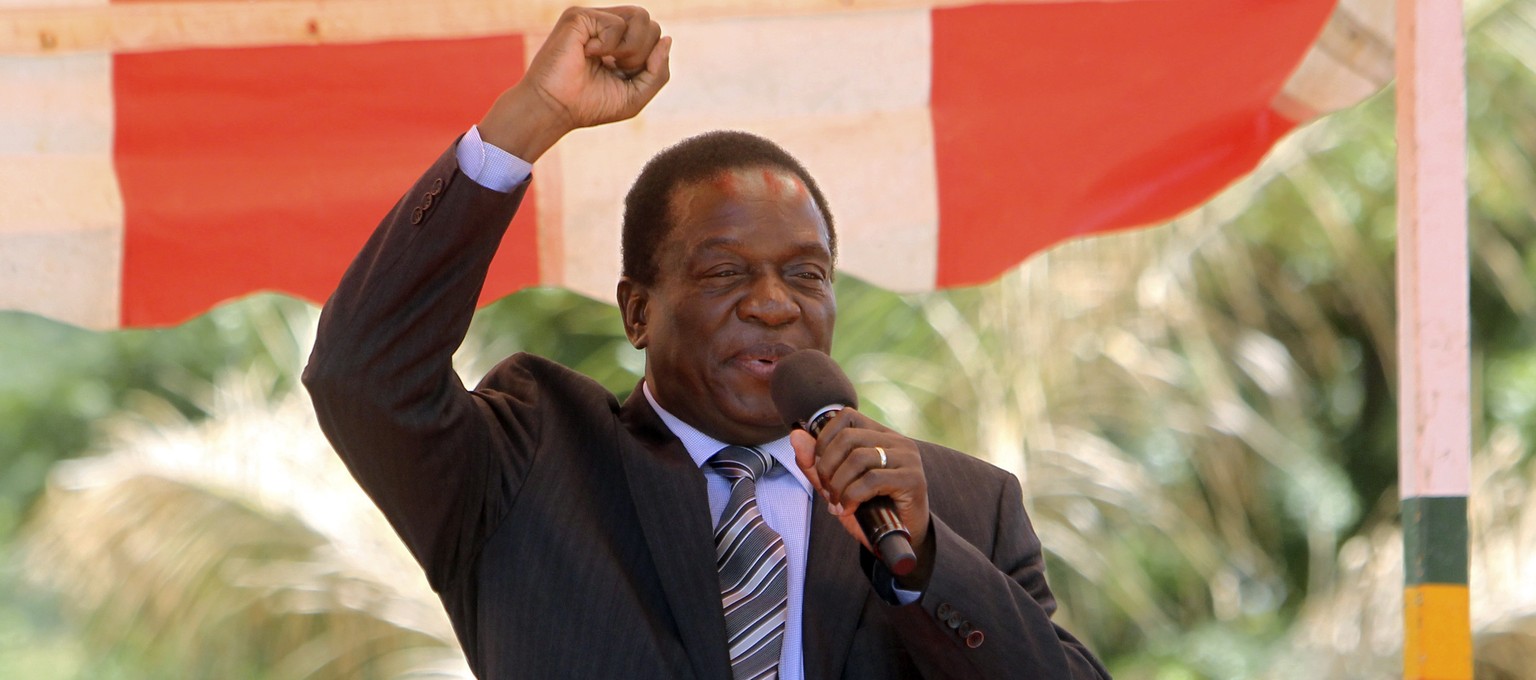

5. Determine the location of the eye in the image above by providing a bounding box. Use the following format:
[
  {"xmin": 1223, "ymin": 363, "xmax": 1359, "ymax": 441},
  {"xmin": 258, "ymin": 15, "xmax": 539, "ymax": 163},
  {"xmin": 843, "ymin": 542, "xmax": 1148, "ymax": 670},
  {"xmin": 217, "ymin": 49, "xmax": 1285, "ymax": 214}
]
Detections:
[
  {"xmin": 699, "ymin": 263, "xmax": 745, "ymax": 283},
  {"xmin": 787, "ymin": 264, "xmax": 828, "ymax": 282}
]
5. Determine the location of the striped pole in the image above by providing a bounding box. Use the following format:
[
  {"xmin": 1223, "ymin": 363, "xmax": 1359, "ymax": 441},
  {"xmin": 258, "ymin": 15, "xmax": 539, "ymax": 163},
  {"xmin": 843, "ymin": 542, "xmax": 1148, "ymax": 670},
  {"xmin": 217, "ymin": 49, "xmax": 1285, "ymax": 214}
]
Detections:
[{"xmin": 1396, "ymin": 0, "xmax": 1471, "ymax": 678}]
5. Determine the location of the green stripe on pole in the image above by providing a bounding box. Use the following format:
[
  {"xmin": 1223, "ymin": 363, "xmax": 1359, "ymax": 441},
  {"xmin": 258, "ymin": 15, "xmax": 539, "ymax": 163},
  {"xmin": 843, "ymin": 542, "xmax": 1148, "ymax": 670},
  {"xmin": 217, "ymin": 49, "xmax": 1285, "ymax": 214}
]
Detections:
[{"xmin": 1402, "ymin": 495, "xmax": 1469, "ymax": 585}]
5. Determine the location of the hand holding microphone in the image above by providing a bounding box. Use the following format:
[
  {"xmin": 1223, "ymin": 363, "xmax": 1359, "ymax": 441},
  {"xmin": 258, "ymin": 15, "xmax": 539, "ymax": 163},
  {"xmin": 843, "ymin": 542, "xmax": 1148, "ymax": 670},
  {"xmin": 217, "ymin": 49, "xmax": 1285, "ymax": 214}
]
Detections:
[{"xmin": 771, "ymin": 349, "xmax": 930, "ymax": 580}]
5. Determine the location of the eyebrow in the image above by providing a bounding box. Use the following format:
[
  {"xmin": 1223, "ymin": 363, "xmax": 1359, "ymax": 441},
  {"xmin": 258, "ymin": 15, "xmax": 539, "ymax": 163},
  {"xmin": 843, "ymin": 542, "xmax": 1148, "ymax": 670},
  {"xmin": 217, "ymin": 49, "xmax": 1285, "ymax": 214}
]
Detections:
[{"xmin": 694, "ymin": 236, "xmax": 830, "ymax": 258}]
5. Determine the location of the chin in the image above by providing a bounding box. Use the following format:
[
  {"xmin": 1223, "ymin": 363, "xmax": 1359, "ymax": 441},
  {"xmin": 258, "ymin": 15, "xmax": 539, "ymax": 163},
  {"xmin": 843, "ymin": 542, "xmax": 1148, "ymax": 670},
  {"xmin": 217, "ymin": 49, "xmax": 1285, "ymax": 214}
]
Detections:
[
  {"xmin": 731, "ymin": 399, "xmax": 782, "ymax": 427},
  {"xmin": 714, "ymin": 406, "xmax": 788, "ymax": 442}
]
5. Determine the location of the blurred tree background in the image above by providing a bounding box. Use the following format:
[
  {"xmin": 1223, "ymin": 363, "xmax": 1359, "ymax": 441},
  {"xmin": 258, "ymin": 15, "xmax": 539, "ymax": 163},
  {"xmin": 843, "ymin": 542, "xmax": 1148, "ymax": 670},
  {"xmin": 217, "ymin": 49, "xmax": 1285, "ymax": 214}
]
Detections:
[{"xmin": 3, "ymin": 1, "xmax": 1535, "ymax": 677}]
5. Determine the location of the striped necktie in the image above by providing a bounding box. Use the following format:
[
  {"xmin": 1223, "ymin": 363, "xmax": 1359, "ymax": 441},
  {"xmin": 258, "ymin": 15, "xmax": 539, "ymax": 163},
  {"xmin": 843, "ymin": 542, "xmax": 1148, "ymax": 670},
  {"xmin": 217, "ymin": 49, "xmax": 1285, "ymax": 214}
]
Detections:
[{"xmin": 709, "ymin": 445, "xmax": 789, "ymax": 680}]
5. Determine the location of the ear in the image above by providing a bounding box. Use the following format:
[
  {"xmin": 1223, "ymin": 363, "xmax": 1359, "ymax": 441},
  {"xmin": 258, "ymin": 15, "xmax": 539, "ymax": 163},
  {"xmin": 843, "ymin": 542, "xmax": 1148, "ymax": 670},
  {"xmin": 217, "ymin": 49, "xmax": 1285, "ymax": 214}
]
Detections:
[{"xmin": 616, "ymin": 277, "xmax": 650, "ymax": 349}]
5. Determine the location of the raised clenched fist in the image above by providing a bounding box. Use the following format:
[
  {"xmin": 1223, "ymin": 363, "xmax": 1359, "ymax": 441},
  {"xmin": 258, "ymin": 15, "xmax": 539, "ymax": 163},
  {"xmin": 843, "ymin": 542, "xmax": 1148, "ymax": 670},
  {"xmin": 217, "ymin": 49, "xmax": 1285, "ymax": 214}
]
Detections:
[{"xmin": 479, "ymin": 6, "xmax": 672, "ymax": 162}]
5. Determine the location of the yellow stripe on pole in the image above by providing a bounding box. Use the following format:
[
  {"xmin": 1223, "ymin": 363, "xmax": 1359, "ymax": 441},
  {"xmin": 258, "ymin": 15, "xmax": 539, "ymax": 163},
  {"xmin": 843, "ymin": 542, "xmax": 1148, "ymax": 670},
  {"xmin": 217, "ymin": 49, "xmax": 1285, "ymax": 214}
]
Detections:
[{"xmin": 1403, "ymin": 584, "xmax": 1472, "ymax": 680}]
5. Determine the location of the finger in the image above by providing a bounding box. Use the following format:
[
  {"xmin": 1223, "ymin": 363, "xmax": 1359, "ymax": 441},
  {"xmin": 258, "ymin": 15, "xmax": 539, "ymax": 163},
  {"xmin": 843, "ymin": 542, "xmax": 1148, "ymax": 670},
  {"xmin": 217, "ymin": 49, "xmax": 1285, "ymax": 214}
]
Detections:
[
  {"xmin": 810, "ymin": 411, "xmax": 860, "ymax": 495},
  {"xmin": 582, "ymin": 10, "xmax": 630, "ymax": 57},
  {"xmin": 814, "ymin": 408, "xmax": 892, "ymax": 448},
  {"xmin": 838, "ymin": 468, "xmax": 908, "ymax": 508},
  {"xmin": 584, "ymin": 7, "xmax": 658, "ymax": 72},
  {"xmin": 839, "ymin": 469, "xmax": 929, "ymax": 556},
  {"xmin": 823, "ymin": 445, "xmax": 889, "ymax": 505},
  {"xmin": 810, "ymin": 409, "xmax": 891, "ymax": 494}
]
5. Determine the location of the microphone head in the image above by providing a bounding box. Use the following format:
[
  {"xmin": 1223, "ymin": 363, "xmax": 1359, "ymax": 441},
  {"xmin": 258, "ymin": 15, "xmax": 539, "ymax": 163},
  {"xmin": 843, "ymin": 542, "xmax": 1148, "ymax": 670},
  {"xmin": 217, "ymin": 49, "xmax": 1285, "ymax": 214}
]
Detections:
[{"xmin": 771, "ymin": 349, "xmax": 858, "ymax": 426}]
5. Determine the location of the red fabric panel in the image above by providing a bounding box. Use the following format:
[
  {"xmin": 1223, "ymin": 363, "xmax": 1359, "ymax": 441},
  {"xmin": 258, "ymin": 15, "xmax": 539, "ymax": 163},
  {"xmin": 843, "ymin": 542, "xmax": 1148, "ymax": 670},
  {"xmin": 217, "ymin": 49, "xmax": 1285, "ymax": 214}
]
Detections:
[
  {"xmin": 930, "ymin": 1, "xmax": 1332, "ymax": 288},
  {"xmin": 114, "ymin": 36, "xmax": 533, "ymax": 326}
]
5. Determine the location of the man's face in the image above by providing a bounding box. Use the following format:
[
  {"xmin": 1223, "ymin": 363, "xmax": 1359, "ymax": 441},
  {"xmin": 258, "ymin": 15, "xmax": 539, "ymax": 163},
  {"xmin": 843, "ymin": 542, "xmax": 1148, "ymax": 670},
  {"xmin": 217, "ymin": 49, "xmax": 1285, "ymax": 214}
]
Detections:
[{"xmin": 620, "ymin": 166, "xmax": 836, "ymax": 445}]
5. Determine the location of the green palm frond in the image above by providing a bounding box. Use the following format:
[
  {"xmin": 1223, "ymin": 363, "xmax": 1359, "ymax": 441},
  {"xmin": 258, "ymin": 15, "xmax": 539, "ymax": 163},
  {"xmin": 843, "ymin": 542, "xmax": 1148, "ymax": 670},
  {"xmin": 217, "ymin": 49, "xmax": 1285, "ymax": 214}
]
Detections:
[{"xmin": 21, "ymin": 369, "xmax": 468, "ymax": 679}]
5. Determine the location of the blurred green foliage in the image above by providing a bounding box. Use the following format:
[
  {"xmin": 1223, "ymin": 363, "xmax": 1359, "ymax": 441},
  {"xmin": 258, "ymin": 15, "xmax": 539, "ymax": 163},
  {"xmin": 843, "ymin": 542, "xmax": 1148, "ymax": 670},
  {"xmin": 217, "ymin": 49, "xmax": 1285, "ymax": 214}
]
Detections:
[{"xmin": 0, "ymin": 300, "xmax": 290, "ymax": 539}]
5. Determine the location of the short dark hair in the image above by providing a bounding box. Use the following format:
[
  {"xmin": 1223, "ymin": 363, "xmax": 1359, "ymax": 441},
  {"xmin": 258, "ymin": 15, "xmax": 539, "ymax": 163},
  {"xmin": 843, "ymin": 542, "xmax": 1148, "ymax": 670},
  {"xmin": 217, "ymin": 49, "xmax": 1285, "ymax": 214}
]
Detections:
[{"xmin": 621, "ymin": 130, "xmax": 836, "ymax": 286}]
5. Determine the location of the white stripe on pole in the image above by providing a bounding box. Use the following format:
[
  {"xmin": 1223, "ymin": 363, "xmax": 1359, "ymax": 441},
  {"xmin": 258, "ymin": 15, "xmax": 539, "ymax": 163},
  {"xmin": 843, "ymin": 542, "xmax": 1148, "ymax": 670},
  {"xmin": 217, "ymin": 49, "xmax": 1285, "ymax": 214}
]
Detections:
[
  {"xmin": 1395, "ymin": 0, "xmax": 1469, "ymax": 500},
  {"xmin": 0, "ymin": 41, "xmax": 123, "ymax": 329},
  {"xmin": 542, "ymin": 10, "xmax": 938, "ymax": 300}
]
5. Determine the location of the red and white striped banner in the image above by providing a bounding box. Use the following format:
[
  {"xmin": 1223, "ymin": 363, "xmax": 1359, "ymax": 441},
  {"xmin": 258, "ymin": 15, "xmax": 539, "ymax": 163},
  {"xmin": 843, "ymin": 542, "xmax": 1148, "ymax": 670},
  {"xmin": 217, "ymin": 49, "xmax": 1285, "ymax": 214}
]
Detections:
[{"xmin": 2, "ymin": 0, "xmax": 1391, "ymax": 328}]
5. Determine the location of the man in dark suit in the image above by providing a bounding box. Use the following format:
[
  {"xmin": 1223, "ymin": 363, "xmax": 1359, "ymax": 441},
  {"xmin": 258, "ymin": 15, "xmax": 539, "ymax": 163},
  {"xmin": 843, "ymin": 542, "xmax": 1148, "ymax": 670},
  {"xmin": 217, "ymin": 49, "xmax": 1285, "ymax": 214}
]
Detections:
[{"xmin": 304, "ymin": 5, "xmax": 1110, "ymax": 679}]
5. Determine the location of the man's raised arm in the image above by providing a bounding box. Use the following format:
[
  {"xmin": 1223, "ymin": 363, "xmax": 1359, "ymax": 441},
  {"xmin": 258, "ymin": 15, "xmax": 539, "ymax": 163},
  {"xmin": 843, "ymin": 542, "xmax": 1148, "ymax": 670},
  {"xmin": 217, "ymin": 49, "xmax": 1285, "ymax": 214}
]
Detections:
[{"xmin": 302, "ymin": 6, "xmax": 669, "ymax": 589}]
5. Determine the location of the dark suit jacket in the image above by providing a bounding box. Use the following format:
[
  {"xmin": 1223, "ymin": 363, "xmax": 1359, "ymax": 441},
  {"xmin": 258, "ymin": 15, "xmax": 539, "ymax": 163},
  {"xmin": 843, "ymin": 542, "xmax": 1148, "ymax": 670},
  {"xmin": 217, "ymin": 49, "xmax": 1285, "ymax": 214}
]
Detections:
[{"xmin": 304, "ymin": 142, "xmax": 1111, "ymax": 679}]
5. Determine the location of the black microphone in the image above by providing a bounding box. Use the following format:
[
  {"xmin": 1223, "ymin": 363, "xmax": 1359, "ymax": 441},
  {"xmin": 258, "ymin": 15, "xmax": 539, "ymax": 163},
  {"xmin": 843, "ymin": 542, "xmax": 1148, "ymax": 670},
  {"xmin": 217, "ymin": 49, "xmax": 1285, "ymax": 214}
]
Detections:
[{"xmin": 771, "ymin": 349, "xmax": 918, "ymax": 576}]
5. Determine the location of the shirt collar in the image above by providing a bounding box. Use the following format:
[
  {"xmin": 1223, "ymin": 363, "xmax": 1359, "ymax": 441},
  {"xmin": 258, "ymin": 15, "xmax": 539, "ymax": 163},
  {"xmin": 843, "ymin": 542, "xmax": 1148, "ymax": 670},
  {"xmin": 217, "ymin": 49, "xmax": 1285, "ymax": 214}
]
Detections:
[{"xmin": 642, "ymin": 382, "xmax": 812, "ymax": 496}]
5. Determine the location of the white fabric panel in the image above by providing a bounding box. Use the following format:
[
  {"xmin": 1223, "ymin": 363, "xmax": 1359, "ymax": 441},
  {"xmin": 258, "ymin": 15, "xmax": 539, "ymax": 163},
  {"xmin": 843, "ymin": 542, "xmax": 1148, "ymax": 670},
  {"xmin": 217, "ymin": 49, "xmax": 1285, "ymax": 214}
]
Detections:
[
  {"xmin": 0, "ymin": 0, "xmax": 965, "ymax": 56},
  {"xmin": 1274, "ymin": 0, "xmax": 1394, "ymax": 121},
  {"xmin": 0, "ymin": 44, "xmax": 122, "ymax": 329},
  {"xmin": 0, "ymin": 227, "xmax": 123, "ymax": 329},
  {"xmin": 545, "ymin": 9, "xmax": 938, "ymax": 300},
  {"xmin": 0, "ymin": 0, "xmax": 102, "ymax": 7}
]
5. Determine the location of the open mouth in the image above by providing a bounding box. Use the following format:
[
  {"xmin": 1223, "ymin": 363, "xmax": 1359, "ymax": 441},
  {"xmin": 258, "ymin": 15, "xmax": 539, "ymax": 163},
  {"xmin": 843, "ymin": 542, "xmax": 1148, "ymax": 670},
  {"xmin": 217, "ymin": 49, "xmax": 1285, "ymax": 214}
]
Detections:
[{"xmin": 732, "ymin": 343, "xmax": 795, "ymax": 378}]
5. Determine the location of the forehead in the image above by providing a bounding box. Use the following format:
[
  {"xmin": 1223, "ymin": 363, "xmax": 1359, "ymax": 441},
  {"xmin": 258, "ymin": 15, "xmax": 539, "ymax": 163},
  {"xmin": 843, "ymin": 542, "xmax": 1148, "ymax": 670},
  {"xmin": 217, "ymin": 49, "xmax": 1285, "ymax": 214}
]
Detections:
[
  {"xmin": 694, "ymin": 166, "xmax": 809, "ymax": 201},
  {"xmin": 664, "ymin": 166, "xmax": 828, "ymax": 248}
]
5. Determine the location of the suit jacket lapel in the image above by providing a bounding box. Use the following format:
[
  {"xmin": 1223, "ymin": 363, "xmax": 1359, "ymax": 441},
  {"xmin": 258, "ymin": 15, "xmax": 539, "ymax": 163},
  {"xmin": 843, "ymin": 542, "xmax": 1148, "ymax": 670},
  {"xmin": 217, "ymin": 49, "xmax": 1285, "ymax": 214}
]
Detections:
[
  {"xmin": 802, "ymin": 496, "xmax": 869, "ymax": 680},
  {"xmin": 617, "ymin": 387, "xmax": 732, "ymax": 680}
]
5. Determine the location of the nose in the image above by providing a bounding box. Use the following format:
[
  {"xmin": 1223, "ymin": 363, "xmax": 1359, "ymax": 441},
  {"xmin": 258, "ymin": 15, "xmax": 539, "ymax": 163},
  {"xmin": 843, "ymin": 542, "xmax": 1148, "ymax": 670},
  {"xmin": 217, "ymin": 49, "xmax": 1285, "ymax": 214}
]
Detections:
[{"xmin": 737, "ymin": 273, "xmax": 801, "ymax": 327}]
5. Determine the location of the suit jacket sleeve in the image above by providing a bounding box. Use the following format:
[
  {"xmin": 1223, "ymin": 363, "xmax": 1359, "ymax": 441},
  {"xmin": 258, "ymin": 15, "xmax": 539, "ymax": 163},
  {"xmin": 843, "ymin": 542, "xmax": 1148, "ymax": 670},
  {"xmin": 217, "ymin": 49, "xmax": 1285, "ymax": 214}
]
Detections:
[
  {"xmin": 303, "ymin": 141, "xmax": 539, "ymax": 595},
  {"xmin": 871, "ymin": 455, "xmax": 1112, "ymax": 679}
]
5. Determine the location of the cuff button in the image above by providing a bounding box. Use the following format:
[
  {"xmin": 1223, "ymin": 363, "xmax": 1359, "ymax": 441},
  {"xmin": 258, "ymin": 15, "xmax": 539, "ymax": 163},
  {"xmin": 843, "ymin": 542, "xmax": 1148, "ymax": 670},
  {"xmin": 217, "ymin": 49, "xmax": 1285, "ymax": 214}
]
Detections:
[
  {"xmin": 965, "ymin": 630, "xmax": 984, "ymax": 649},
  {"xmin": 411, "ymin": 207, "xmax": 424, "ymax": 225}
]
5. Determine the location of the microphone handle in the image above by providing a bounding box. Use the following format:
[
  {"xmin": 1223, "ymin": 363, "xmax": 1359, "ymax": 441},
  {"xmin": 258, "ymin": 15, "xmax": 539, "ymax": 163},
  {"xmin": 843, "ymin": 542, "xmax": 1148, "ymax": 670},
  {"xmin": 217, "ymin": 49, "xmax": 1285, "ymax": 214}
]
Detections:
[
  {"xmin": 803, "ymin": 407, "xmax": 917, "ymax": 576},
  {"xmin": 856, "ymin": 499, "xmax": 918, "ymax": 576}
]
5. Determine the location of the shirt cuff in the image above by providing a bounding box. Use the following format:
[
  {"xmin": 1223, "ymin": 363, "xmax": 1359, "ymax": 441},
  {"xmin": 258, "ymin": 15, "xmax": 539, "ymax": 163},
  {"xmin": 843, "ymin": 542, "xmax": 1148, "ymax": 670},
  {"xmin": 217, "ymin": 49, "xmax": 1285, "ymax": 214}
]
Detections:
[
  {"xmin": 864, "ymin": 549, "xmax": 926, "ymax": 606},
  {"xmin": 891, "ymin": 584, "xmax": 923, "ymax": 606},
  {"xmin": 456, "ymin": 125, "xmax": 533, "ymax": 193}
]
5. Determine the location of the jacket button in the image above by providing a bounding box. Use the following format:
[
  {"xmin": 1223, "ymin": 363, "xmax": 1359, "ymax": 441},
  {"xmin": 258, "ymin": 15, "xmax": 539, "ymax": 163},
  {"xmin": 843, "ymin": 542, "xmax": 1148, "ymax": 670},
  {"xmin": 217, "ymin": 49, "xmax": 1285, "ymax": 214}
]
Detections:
[
  {"xmin": 965, "ymin": 630, "xmax": 984, "ymax": 649},
  {"xmin": 411, "ymin": 207, "xmax": 424, "ymax": 225}
]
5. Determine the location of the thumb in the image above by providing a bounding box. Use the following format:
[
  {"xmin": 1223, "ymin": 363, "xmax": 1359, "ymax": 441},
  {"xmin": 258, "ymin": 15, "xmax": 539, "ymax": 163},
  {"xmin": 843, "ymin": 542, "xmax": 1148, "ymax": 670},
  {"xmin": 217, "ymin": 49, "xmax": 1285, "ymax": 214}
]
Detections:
[
  {"xmin": 626, "ymin": 35, "xmax": 672, "ymax": 102},
  {"xmin": 790, "ymin": 428, "xmax": 822, "ymax": 493}
]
